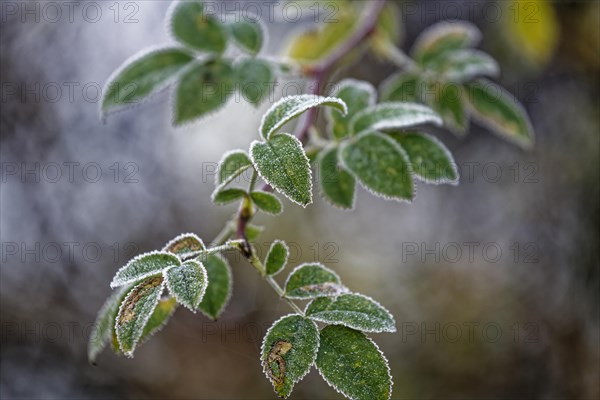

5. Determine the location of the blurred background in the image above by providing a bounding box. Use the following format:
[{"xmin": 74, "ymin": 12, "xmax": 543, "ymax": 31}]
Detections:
[{"xmin": 1, "ymin": 0, "xmax": 598, "ymax": 399}]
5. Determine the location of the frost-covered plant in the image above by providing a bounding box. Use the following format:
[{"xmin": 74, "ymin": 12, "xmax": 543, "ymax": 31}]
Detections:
[{"xmin": 90, "ymin": 1, "xmax": 535, "ymax": 399}]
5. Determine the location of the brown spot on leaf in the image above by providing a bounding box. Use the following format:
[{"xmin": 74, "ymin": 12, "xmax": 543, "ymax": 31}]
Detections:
[
  {"xmin": 118, "ymin": 276, "xmax": 163, "ymax": 326},
  {"xmin": 264, "ymin": 340, "xmax": 293, "ymax": 387}
]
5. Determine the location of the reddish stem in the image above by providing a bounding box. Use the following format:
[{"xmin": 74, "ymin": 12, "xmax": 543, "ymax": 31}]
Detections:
[{"xmin": 239, "ymin": 0, "xmax": 387, "ymax": 245}]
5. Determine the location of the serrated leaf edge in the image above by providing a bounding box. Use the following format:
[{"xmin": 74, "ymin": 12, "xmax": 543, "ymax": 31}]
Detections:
[
  {"xmin": 162, "ymin": 232, "xmax": 206, "ymax": 252},
  {"xmin": 137, "ymin": 297, "xmax": 178, "ymax": 347},
  {"xmin": 283, "ymin": 263, "xmax": 347, "ymax": 300},
  {"xmin": 265, "ymin": 239, "xmax": 289, "ymax": 276},
  {"xmin": 226, "ymin": 12, "xmax": 269, "ymax": 56},
  {"xmin": 338, "ymin": 132, "xmax": 417, "ymax": 204},
  {"xmin": 199, "ymin": 254, "xmax": 233, "ymax": 320},
  {"xmin": 316, "ymin": 145, "xmax": 357, "ymax": 211},
  {"xmin": 305, "ymin": 292, "xmax": 397, "ymax": 333},
  {"xmin": 100, "ymin": 45, "xmax": 194, "ymax": 118},
  {"xmin": 350, "ymin": 102, "xmax": 443, "ymax": 136},
  {"xmin": 396, "ymin": 132, "xmax": 460, "ymax": 186},
  {"xmin": 250, "ymin": 191, "xmax": 284, "ymax": 216},
  {"xmin": 260, "ymin": 314, "xmax": 320, "ymax": 398},
  {"xmin": 115, "ymin": 277, "xmax": 166, "ymax": 357},
  {"xmin": 110, "ymin": 250, "xmax": 182, "ymax": 288},
  {"xmin": 410, "ymin": 20, "xmax": 482, "ymax": 59},
  {"xmin": 325, "ymin": 79, "xmax": 377, "ymax": 138},
  {"xmin": 163, "ymin": 260, "xmax": 208, "ymax": 312},
  {"xmin": 215, "ymin": 149, "xmax": 253, "ymax": 187},
  {"xmin": 464, "ymin": 79, "xmax": 535, "ymax": 149},
  {"xmin": 249, "ymin": 133, "xmax": 314, "ymax": 207},
  {"xmin": 87, "ymin": 285, "xmax": 131, "ymax": 363},
  {"xmin": 316, "ymin": 327, "xmax": 393, "ymax": 400},
  {"xmin": 259, "ymin": 95, "xmax": 348, "ymax": 140}
]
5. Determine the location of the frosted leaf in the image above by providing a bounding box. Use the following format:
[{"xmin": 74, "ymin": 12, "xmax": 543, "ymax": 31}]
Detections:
[
  {"xmin": 198, "ymin": 255, "xmax": 232, "ymax": 320},
  {"xmin": 260, "ymin": 95, "xmax": 347, "ymax": 140},
  {"xmin": 411, "ymin": 21, "xmax": 481, "ymax": 65},
  {"xmin": 316, "ymin": 325, "xmax": 393, "ymax": 400},
  {"xmin": 115, "ymin": 275, "xmax": 165, "ymax": 357},
  {"xmin": 265, "ymin": 240, "xmax": 288, "ymax": 276},
  {"xmin": 139, "ymin": 297, "xmax": 177, "ymax": 344},
  {"xmin": 339, "ymin": 132, "xmax": 414, "ymax": 202},
  {"xmin": 388, "ymin": 131, "xmax": 458, "ymax": 185},
  {"xmin": 88, "ymin": 285, "xmax": 132, "ymax": 364},
  {"xmin": 464, "ymin": 79, "xmax": 534, "ymax": 148},
  {"xmin": 110, "ymin": 251, "xmax": 181, "ymax": 288},
  {"xmin": 261, "ymin": 315, "xmax": 319, "ymax": 398},
  {"xmin": 173, "ymin": 58, "xmax": 235, "ymax": 125},
  {"xmin": 317, "ymin": 146, "xmax": 356, "ymax": 210},
  {"xmin": 227, "ymin": 19, "xmax": 264, "ymax": 55},
  {"xmin": 169, "ymin": 1, "xmax": 227, "ymax": 53},
  {"xmin": 284, "ymin": 263, "xmax": 347, "ymax": 299},
  {"xmin": 350, "ymin": 102, "xmax": 442, "ymax": 136},
  {"xmin": 326, "ymin": 79, "xmax": 376, "ymax": 140},
  {"xmin": 423, "ymin": 82, "xmax": 468, "ymax": 136},
  {"xmin": 245, "ymin": 224, "xmax": 264, "ymax": 241},
  {"xmin": 250, "ymin": 133, "xmax": 312, "ymax": 207},
  {"xmin": 211, "ymin": 188, "xmax": 247, "ymax": 205},
  {"xmin": 102, "ymin": 47, "xmax": 193, "ymax": 115},
  {"xmin": 379, "ymin": 71, "xmax": 422, "ymax": 103},
  {"xmin": 235, "ymin": 58, "xmax": 274, "ymax": 106},
  {"xmin": 250, "ymin": 191, "xmax": 283, "ymax": 215},
  {"xmin": 164, "ymin": 260, "xmax": 208, "ymax": 312},
  {"xmin": 162, "ymin": 233, "xmax": 205, "ymax": 255},
  {"xmin": 431, "ymin": 49, "xmax": 499, "ymax": 82},
  {"xmin": 215, "ymin": 150, "xmax": 252, "ymax": 189},
  {"xmin": 305, "ymin": 293, "xmax": 396, "ymax": 333}
]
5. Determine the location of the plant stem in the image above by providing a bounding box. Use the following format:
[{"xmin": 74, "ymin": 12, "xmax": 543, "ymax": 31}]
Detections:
[{"xmin": 217, "ymin": 0, "xmax": 387, "ymax": 315}]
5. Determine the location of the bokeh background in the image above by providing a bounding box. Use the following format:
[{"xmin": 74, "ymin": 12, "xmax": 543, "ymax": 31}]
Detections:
[{"xmin": 1, "ymin": 0, "xmax": 599, "ymax": 399}]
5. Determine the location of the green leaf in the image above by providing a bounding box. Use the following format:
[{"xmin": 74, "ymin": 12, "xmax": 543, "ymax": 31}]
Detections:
[
  {"xmin": 250, "ymin": 191, "xmax": 283, "ymax": 215},
  {"xmin": 216, "ymin": 150, "xmax": 252, "ymax": 188},
  {"xmin": 423, "ymin": 82, "xmax": 468, "ymax": 135},
  {"xmin": 227, "ymin": 19, "xmax": 264, "ymax": 55},
  {"xmin": 115, "ymin": 275, "xmax": 165, "ymax": 357},
  {"xmin": 260, "ymin": 95, "xmax": 347, "ymax": 140},
  {"xmin": 163, "ymin": 233, "xmax": 205, "ymax": 255},
  {"xmin": 250, "ymin": 133, "xmax": 313, "ymax": 207},
  {"xmin": 327, "ymin": 79, "xmax": 376, "ymax": 140},
  {"xmin": 318, "ymin": 146, "xmax": 355, "ymax": 209},
  {"xmin": 211, "ymin": 188, "xmax": 247, "ymax": 205},
  {"xmin": 411, "ymin": 21, "xmax": 481, "ymax": 66},
  {"xmin": 431, "ymin": 49, "xmax": 499, "ymax": 82},
  {"xmin": 306, "ymin": 293, "xmax": 396, "ymax": 333},
  {"xmin": 265, "ymin": 240, "xmax": 288, "ymax": 276},
  {"xmin": 464, "ymin": 79, "xmax": 535, "ymax": 148},
  {"xmin": 164, "ymin": 260, "xmax": 208, "ymax": 311},
  {"xmin": 350, "ymin": 102, "xmax": 442, "ymax": 136},
  {"xmin": 174, "ymin": 58, "xmax": 235, "ymax": 125},
  {"xmin": 261, "ymin": 315, "xmax": 319, "ymax": 398},
  {"xmin": 316, "ymin": 325, "xmax": 392, "ymax": 400},
  {"xmin": 379, "ymin": 71, "xmax": 422, "ymax": 103},
  {"xmin": 340, "ymin": 132, "xmax": 414, "ymax": 202},
  {"xmin": 102, "ymin": 48, "xmax": 193, "ymax": 114},
  {"xmin": 388, "ymin": 131, "xmax": 458, "ymax": 184},
  {"xmin": 88, "ymin": 285, "xmax": 131, "ymax": 363},
  {"xmin": 245, "ymin": 224, "xmax": 264, "ymax": 241},
  {"xmin": 198, "ymin": 254, "xmax": 232, "ymax": 320},
  {"xmin": 170, "ymin": 1, "xmax": 227, "ymax": 53},
  {"xmin": 287, "ymin": 4, "xmax": 357, "ymax": 64},
  {"xmin": 139, "ymin": 297, "xmax": 177, "ymax": 343},
  {"xmin": 235, "ymin": 58, "xmax": 274, "ymax": 106},
  {"xmin": 284, "ymin": 263, "xmax": 346, "ymax": 299},
  {"xmin": 110, "ymin": 251, "xmax": 181, "ymax": 288}
]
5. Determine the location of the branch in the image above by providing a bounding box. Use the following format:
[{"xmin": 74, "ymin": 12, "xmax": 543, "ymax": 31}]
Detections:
[{"xmin": 216, "ymin": 0, "xmax": 388, "ymax": 314}]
